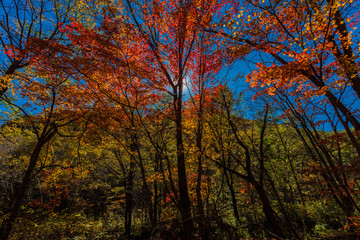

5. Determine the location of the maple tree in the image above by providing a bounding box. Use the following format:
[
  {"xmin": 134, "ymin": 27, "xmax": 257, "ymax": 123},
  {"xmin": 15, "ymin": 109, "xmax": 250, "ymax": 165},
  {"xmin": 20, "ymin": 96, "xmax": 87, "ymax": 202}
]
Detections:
[
  {"xmin": 224, "ymin": 0, "xmax": 360, "ymax": 154},
  {"xmin": 124, "ymin": 0, "xmax": 230, "ymax": 237}
]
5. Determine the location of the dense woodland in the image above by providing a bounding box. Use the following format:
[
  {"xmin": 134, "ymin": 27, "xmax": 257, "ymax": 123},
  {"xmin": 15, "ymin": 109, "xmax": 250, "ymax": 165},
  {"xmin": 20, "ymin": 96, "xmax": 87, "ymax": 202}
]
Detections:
[{"xmin": 0, "ymin": 0, "xmax": 360, "ymax": 239}]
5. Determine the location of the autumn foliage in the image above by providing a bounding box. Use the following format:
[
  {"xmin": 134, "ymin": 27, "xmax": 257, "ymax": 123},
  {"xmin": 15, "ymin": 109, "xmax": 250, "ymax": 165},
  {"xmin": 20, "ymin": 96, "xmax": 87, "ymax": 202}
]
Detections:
[{"xmin": 0, "ymin": 0, "xmax": 360, "ymax": 239}]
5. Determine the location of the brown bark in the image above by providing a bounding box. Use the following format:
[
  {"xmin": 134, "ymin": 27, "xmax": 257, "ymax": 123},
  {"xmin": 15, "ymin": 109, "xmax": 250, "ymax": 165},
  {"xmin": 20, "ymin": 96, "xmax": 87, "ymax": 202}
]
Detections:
[
  {"xmin": 251, "ymin": 180, "xmax": 285, "ymax": 239},
  {"xmin": 224, "ymin": 168, "xmax": 241, "ymax": 225},
  {"xmin": 175, "ymin": 94, "xmax": 194, "ymax": 239},
  {"xmin": 325, "ymin": 0, "xmax": 360, "ymax": 99},
  {"xmin": 0, "ymin": 60, "xmax": 27, "ymax": 97},
  {"xmin": 124, "ymin": 161, "xmax": 134, "ymax": 238}
]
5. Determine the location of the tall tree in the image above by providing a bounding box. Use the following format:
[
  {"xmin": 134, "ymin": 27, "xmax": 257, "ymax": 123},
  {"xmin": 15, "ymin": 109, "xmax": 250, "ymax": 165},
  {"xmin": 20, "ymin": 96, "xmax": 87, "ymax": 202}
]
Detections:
[{"xmin": 122, "ymin": 0, "xmax": 226, "ymax": 236}]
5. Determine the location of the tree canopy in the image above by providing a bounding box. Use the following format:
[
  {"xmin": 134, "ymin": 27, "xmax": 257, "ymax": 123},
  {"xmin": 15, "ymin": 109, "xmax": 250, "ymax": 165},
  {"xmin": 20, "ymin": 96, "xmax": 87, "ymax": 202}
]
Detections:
[{"xmin": 0, "ymin": 0, "xmax": 359, "ymax": 239}]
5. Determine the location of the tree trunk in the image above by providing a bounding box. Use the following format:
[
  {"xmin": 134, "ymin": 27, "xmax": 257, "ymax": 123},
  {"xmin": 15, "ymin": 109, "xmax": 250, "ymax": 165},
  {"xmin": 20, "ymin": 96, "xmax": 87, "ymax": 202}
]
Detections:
[
  {"xmin": 175, "ymin": 94, "xmax": 194, "ymax": 240},
  {"xmin": 125, "ymin": 160, "xmax": 134, "ymax": 238},
  {"xmin": 224, "ymin": 169, "xmax": 241, "ymax": 225},
  {"xmin": 252, "ymin": 180, "xmax": 285, "ymax": 239}
]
